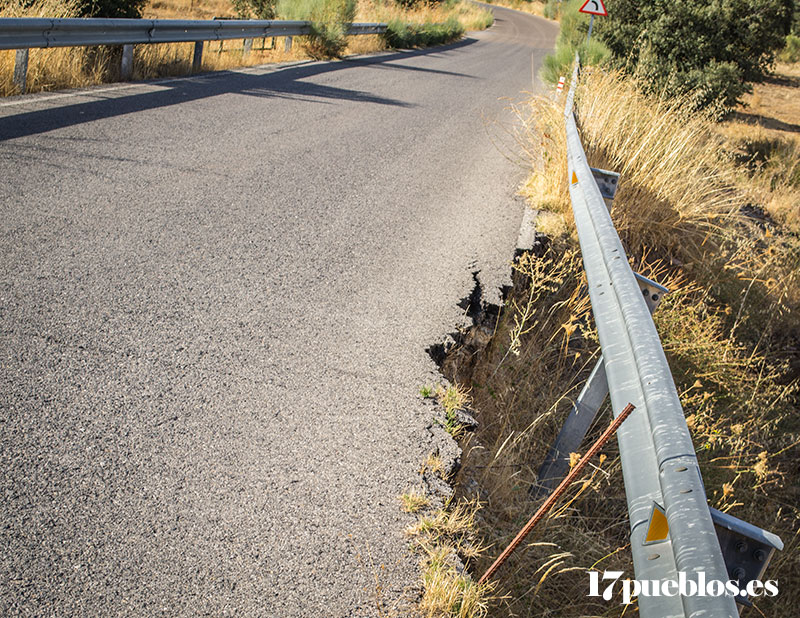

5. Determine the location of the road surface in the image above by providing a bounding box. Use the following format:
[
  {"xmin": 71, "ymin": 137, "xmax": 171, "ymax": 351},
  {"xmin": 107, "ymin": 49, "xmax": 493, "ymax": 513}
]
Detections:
[{"xmin": 0, "ymin": 7, "xmax": 557, "ymax": 616}]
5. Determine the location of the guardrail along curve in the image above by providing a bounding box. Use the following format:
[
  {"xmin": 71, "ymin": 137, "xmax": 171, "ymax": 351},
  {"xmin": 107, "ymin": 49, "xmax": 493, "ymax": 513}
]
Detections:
[{"xmin": 563, "ymin": 58, "xmax": 739, "ymax": 618}]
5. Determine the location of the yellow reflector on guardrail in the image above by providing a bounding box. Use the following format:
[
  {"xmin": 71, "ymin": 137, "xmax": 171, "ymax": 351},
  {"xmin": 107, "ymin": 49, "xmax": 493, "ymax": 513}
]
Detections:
[{"xmin": 644, "ymin": 502, "xmax": 669, "ymax": 544}]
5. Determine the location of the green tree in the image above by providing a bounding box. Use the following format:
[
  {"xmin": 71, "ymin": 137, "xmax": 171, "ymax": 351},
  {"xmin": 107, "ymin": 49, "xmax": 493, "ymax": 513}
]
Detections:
[
  {"xmin": 78, "ymin": 0, "xmax": 147, "ymax": 17},
  {"xmin": 596, "ymin": 0, "xmax": 794, "ymax": 116},
  {"xmin": 231, "ymin": 0, "xmax": 277, "ymax": 19}
]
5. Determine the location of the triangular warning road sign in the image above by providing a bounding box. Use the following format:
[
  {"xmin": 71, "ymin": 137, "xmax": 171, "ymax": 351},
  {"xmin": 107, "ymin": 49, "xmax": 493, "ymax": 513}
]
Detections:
[{"xmin": 579, "ymin": 0, "xmax": 608, "ymax": 16}]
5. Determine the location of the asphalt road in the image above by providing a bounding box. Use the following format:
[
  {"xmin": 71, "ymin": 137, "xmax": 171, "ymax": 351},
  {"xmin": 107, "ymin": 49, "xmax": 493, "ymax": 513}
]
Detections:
[{"xmin": 0, "ymin": 7, "xmax": 557, "ymax": 616}]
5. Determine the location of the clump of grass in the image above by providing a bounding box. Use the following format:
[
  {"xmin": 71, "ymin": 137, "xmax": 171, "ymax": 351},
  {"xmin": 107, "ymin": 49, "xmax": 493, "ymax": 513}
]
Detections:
[
  {"xmin": 361, "ymin": 0, "xmax": 491, "ymax": 49},
  {"xmin": 422, "ymin": 453, "xmax": 449, "ymax": 479},
  {"xmin": 540, "ymin": 38, "xmax": 609, "ymax": 85},
  {"xmin": 435, "ymin": 384, "xmax": 472, "ymax": 439},
  {"xmin": 419, "ymin": 547, "xmax": 492, "ymax": 618},
  {"xmin": 406, "ymin": 500, "xmax": 494, "ymax": 618},
  {"xmin": 401, "ymin": 488, "xmax": 431, "ymax": 513}
]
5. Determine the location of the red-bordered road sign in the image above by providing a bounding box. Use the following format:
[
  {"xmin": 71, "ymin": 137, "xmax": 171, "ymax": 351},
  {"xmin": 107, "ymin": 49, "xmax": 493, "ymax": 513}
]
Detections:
[{"xmin": 579, "ymin": 0, "xmax": 608, "ymax": 16}]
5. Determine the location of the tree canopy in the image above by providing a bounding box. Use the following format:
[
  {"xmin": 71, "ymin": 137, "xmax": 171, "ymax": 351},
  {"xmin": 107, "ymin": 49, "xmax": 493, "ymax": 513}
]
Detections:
[{"xmin": 595, "ymin": 0, "xmax": 795, "ymax": 115}]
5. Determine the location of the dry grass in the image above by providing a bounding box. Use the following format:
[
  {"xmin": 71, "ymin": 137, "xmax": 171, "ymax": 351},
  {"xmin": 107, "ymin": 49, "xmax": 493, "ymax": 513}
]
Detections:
[
  {"xmin": 521, "ymin": 67, "xmax": 800, "ymax": 350},
  {"xmin": 422, "ymin": 453, "xmax": 449, "ymax": 480},
  {"xmin": 358, "ymin": 0, "xmax": 493, "ymax": 32},
  {"xmin": 442, "ymin": 63, "xmax": 800, "ymax": 616},
  {"xmin": 406, "ymin": 500, "xmax": 496, "ymax": 618},
  {"xmin": 0, "ymin": 0, "xmax": 107, "ymax": 95},
  {"xmin": 481, "ymin": 0, "xmax": 546, "ymax": 18},
  {"xmin": 401, "ymin": 488, "xmax": 432, "ymax": 513},
  {"xmin": 0, "ymin": 0, "xmax": 313, "ymax": 95},
  {"xmin": 715, "ymin": 62, "xmax": 800, "ymax": 235},
  {"xmin": 141, "ymin": 0, "xmax": 234, "ymax": 19}
]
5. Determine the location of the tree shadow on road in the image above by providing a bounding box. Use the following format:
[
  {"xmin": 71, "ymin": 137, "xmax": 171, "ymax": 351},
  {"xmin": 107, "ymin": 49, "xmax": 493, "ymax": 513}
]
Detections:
[{"xmin": 0, "ymin": 38, "xmax": 479, "ymax": 142}]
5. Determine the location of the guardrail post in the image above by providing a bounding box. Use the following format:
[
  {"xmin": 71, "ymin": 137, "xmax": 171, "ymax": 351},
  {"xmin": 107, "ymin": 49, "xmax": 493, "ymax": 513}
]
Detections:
[
  {"xmin": 120, "ymin": 44, "xmax": 134, "ymax": 81},
  {"xmin": 534, "ymin": 358, "xmax": 609, "ymax": 495},
  {"xmin": 13, "ymin": 49, "xmax": 29, "ymax": 94},
  {"xmin": 284, "ymin": 36, "xmax": 292, "ymax": 52},
  {"xmin": 192, "ymin": 41, "xmax": 204, "ymax": 73},
  {"xmin": 243, "ymin": 38, "xmax": 253, "ymax": 57}
]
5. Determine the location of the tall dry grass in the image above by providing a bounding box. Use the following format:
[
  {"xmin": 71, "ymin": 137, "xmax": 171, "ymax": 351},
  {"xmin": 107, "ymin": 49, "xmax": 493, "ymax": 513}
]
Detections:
[
  {"xmin": 522, "ymin": 67, "xmax": 800, "ymax": 349},
  {"xmin": 0, "ymin": 0, "xmax": 113, "ymax": 95},
  {"xmin": 444, "ymin": 65, "xmax": 800, "ymax": 616},
  {"xmin": 141, "ymin": 0, "xmax": 234, "ymax": 19},
  {"xmin": 356, "ymin": 0, "xmax": 493, "ymax": 32}
]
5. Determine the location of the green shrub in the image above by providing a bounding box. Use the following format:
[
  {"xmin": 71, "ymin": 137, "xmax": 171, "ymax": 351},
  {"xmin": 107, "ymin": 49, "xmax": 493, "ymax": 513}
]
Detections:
[
  {"xmin": 556, "ymin": 0, "xmax": 588, "ymax": 47},
  {"xmin": 596, "ymin": 0, "xmax": 794, "ymax": 116},
  {"xmin": 384, "ymin": 16, "xmax": 464, "ymax": 48},
  {"xmin": 231, "ymin": 0, "xmax": 276, "ymax": 19},
  {"xmin": 541, "ymin": 37, "xmax": 610, "ymax": 84},
  {"xmin": 543, "ymin": 0, "xmax": 560, "ymax": 19},
  {"xmin": 277, "ymin": 0, "xmax": 356, "ymax": 58},
  {"xmin": 78, "ymin": 0, "xmax": 147, "ymax": 17},
  {"xmin": 779, "ymin": 34, "xmax": 800, "ymax": 62}
]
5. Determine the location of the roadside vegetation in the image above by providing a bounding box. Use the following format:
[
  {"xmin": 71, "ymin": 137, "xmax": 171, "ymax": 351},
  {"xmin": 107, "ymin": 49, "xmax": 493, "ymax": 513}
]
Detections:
[
  {"xmin": 542, "ymin": 0, "xmax": 796, "ymax": 119},
  {"xmin": 481, "ymin": 0, "xmax": 545, "ymax": 17},
  {"xmin": 0, "ymin": 0, "xmax": 493, "ymax": 96},
  {"xmin": 437, "ymin": 23, "xmax": 800, "ymax": 618}
]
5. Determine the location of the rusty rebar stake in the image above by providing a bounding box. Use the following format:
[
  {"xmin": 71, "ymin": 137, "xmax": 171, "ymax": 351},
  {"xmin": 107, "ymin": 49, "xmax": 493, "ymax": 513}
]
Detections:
[{"xmin": 478, "ymin": 402, "xmax": 636, "ymax": 585}]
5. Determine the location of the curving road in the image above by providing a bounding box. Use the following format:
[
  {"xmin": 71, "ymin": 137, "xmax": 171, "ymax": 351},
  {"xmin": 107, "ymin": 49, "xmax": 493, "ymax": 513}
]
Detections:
[{"xmin": 0, "ymin": 7, "xmax": 557, "ymax": 616}]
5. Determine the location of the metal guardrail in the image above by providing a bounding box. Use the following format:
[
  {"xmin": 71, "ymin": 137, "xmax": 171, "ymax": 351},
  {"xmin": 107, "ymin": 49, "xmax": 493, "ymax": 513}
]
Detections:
[
  {"xmin": 562, "ymin": 60, "xmax": 739, "ymax": 617},
  {"xmin": 0, "ymin": 17, "xmax": 386, "ymax": 49},
  {"xmin": 1, "ymin": 17, "xmax": 387, "ymax": 93}
]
